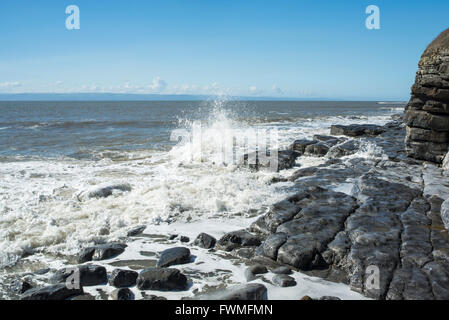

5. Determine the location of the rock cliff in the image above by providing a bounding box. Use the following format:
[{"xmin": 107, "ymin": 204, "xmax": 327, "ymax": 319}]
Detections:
[{"xmin": 405, "ymin": 28, "xmax": 449, "ymax": 163}]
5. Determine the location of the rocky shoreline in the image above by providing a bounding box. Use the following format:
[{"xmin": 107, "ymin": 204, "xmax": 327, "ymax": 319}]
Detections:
[{"xmin": 4, "ymin": 113, "xmax": 449, "ymax": 300}]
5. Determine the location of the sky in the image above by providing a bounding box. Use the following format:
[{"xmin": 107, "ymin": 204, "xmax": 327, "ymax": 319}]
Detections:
[{"xmin": 0, "ymin": 0, "xmax": 448, "ymax": 100}]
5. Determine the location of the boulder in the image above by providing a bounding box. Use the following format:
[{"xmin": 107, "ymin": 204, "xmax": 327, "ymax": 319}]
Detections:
[
  {"xmin": 190, "ymin": 283, "xmax": 267, "ymax": 300},
  {"xmin": 21, "ymin": 284, "xmax": 84, "ymax": 300},
  {"xmin": 50, "ymin": 265, "xmax": 107, "ymax": 286},
  {"xmin": 289, "ymin": 139, "xmax": 317, "ymax": 154},
  {"xmin": 77, "ymin": 243, "xmax": 127, "ymax": 263},
  {"xmin": 127, "ymin": 225, "xmax": 146, "ymax": 237},
  {"xmin": 136, "ymin": 268, "xmax": 187, "ymax": 291},
  {"xmin": 110, "ymin": 288, "xmax": 133, "ymax": 300},
  {"xmin": 217, "ymin": 230, "xmax": 261, "ymax": 251},
  {"xmin": 77, "ymin": 183, "xmax": 131, "ymax": 201},
  {"xmin": 304, "ymin": 142, "xmax": 329, "ymax": 156},
  {"xmin": 109, "ymin": 269, "xmax": 138, "ymax": 288},
  {"xmin": 330, "ymin": 124, "xmax": 385, "ymax": 137},
  {"xmin": 272, "ymin": 274, "xmax": 297, "ymax": 287},
  {"xmin": 271, "ymin": 266, "xmax": 292, "ymax": 275},
  {"xmin": 242, "ymin": 150, "xmax": 300, "ymax": 171},
  {"xmin": 193, "ymin": 233, "xmax": 217, "ymax": 249},
  {"xmin": 157, "ymin": 247, "xmax": 191, "ymax": 268}
]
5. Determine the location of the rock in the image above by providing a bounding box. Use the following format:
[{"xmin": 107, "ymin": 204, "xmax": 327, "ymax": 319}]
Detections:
[
  {"xmin": 304, "ymin": 142, "xmax": 330, "ymax": 156},
  {"xmin": 77, "ymin": 243, "xmax": 127, "ymax": 263},
  {"xmin": 141, "ymin": 294, "xmax": 167, "ymax": 300},
  {"xmin": 272, "ymin": 274, "xmax": 297, "ymax": 287},
  {"xmin": 244, "ymin": 265, "xmax": 268, "ymax": 282},
  {"xmin": 72, "ymin": 293, "xmax": 96, "ymax": 300},
  {"xmin": 242, "ymin": 150, "xmax": 300, "ymax": 171},
  {"xmin": 21, "ymin": 284, "xmax": 84, "ymax": 300},
  {"xmin": 441, "ymin": 198, "xmax": 449, "ymax": 231},
  {"xmin": 271, "ymin": 266, "xmax": 292, "ymax": 275},
  {"xmin": 190, "ymin": 283, "xmax": 267, "ymax": 300},
  {"xmin": 405, "ymin": 28, "xmax": 449, "ymax": 163},
  {"xmin": 217, "ymin": 230, "xmax": 261, "ymax": 251},
  {"xmin": 257, "ymin": 233, "xmax": 288, "ymax": 260},
  {"xmin": 319, "ymin": 296, "xmax": 341, "ymax": 300},
  {"xmin": 109, "ymin": 269, "xmax": 138, "ymax": 288},
  {"xmin": 193, "ymin": 233, "xmax": 217, "ymax": 249},
  {"xmin": 77, "ymin": 183, "xmax": 131, "ymax": 201},
  {"xmin": 290, "ymin": 139, "xmax": 317, "ymax": 154},
  {"xmin": 327, "ymin": 139, "xmax": 360, "ymax": 158},
  {"xmin": 300, "ymin": 295, "xmax": 313, "ymax": 300},
  {"xmin": 169, "ymin": 234, "xmax": 178, "ymax": 240},
  {"xmin": 136, "ymin": 268, "xmax": 187, "ymax": 291},
  {"xmin": 50, "ymin": 265, "xmax": 107, "ymax": 286},
  {"xmin": 330, "ymin": 124, "xmax": 385, "ymax": 137},
  {"xmin": 110, "ymin": 288, "xmax": 133, "ymax": 300},
  {"xmin": 157, "ymin": 247, "xmax": 191, "ymax": 268},
  {"xmin": 127, "ymin": 225, "xmax": 146, "ymax": 237},
  {"xmin": 11, "ymin": 280, "xmax": 32, "ymax": 294},
  {"xmin": 180, "ymin": 236, "xmax": 190, "ymax": 243}
]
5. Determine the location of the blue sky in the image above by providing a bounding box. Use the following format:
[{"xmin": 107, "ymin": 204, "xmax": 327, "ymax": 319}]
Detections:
[{"xmin": 0, "ymin": 0, "xmax": 448, "ymax": 100}]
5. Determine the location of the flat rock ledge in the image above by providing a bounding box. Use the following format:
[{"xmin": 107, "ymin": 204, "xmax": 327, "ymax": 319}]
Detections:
[{"xmin": 224, "ymin": 119, "xmax": 449, "ymax": 300}]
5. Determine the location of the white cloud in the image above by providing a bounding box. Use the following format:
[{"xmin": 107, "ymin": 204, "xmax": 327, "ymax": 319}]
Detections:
[
  {"xmin": 272, "ymin": 84, "xmax": 283, "ymax": 94},
  {"xmin": 148, "ymin": 76, "xmax": 167, "ymax": 92},
  {"xmin": 0, "ymin": 81, "xmax": 21, "ymax": 88}
]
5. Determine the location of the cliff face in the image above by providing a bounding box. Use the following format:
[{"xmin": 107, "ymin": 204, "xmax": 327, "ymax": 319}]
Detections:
[{"xmin": 405, "ymin": 28, "xmax": 449, "ymax": 163}]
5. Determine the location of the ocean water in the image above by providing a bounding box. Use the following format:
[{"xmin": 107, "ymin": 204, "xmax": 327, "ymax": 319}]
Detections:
[{"xmin": 0, "ymin": 100, "xmax": 404, "ymax": 271}]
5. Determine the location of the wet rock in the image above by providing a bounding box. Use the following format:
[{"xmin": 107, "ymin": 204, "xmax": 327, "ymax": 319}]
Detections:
[
  {"xmin": 141, "ymin": 294, "xmax": 167, "ymax": 300},
  {"xmin": 111, "ymin": 288, "xmax": 133, "ymax": 300},
  {"xmin": 244, "ymin": 265, "xmax": 268, "ymax": 282},
  {"xmin": 180, "ymin": 236, "xmax": 190, "ymax": 243},
  {"xmin": 21, "ymin": 284, "xmax": 84, "ymax": 300},
  {"xmin": 300, "ymin": 295, "xmax": 313, "ymax": 300},
  {"xmin": 190, "ymin": 283, "xmax": 267, "ymax": 300},
  {"xmin": 77, "ymin": 243, "xmax": 127, "ymax": 263},
  {"xmin": 77, "ymin": 183, "xmax": 132, "ymax": 201},
  {"xmin": 157, "ymin": 247, "xmax": 191, "ymax": 268},
  {"xmin": 440, "ymin": 198, "xmax": 449, "ymax": 231},
  {"xmin": 327, "ymin": 139, "xmax": 360, "ymax": 158},
  {"xmin": 257, "ymin": 233, "xmax": 288, "ymax": 260},
  {"xmin": 271, "ymin": 266, "xmax": 292, "ymax": 275},
  {"xmin": 330, "ymin": 124, "xmax": 385, "ymax": 137},
  {"xmin": 127, "ymin": 225, "xmax": 146, "ymax": 237},
  {"xmin": 304, "ymin": 142, "xmax": 329, "ymax": 156},
  {"xmin": 217, "ymin": 230, "xmax": 262, "ymax": 251},
  {"xmin": 290, "ymin": 139, "xmax": 317, "ymax": 154},
  {"xmin": 169, "ymin": 234, "xmax": 178, "ymax": 240},
  {"xmin": 50, "ymin": 265, "xmax": 107, "ymax": 286},
  {"xmin": 272, "ymin": 274, "xmax": 297, "ymax": 287},
  {"xmin": 319, "ymin": 296, "xmax": 341, "ymax": 300},
  {"xmin": 193, "ymin": 233, "xmax": 217, "ymax": 249},
  {"xmin": 136, "ymin": 268, "xmax": 187, "ymax": 291},
  {"xmin": 251, "ymin": 200, "xmax": 300, "ymax": 234},
  {"xmin": 72, "ymin": 293, "xmax": 96, "ymax": 300},
  {"xmin": 242, "ymin": 150, "xmax": 300, "ymax": 171},
  {"xmin": 109, "ymin": 269, "xmax": 138, "ymax": 288},
  {"xmin": 11, "ymin": 280, "xmax": 32, "ymax": 294}
]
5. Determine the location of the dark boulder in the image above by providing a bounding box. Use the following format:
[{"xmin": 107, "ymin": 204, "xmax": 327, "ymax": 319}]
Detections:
[
  {"xmin": 157, "ymin": 247, "xmax": 191, "ymax": 268},
  {"xmin": 330, "ymin": 124, "xmax": 385, "ymax": 137},
  {"xmin": 109, "ymin": 269, "xmax": 138, "ymax": 288},
  {"xmin": 21, "ymin": 284, "xmax": 84, "ymax": 300},
  {"xmin": 127, "ymin": 225, "xmax": 146, "ymax": 237},
  {"xmin": 110, "ymin": 288, "xmax": 133, "ymax": 300},
  {"xmin": 190, "ymin": 283, "xmax": 267, "ymax": 300},
  {"xmin": 272, "ymin": 274, "xmax": 297, "ymax": 287},
  {"xmin": 304, "ymin": 142, "xmax": 330, "ymax": 156},
  {"xmin": 193, "ymin": 233, "xmax": 217, "ymax": 249},
  {"xmin": 217, "ymin": 230, "xmax": 261, "ymax": 251},
  {"xmin": 77, "ymin": 243, "xmax": 127, "ymax": 263},
  {"xmin": 136, "ymin": 268, "xmax": 187, "ymax": 291},
  {"xmin": 50, "ymin": 265, "xmax": 107, "ymax": 286},
  {"xmin": 289, "ymin": 139, "xmax": 317, "ymax": 154}
]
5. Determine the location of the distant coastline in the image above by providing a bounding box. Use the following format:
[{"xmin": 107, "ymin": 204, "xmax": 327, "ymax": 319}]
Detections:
[{"xmin": 0, "ymin": 93, "xmax": 408, "ymax": 102}]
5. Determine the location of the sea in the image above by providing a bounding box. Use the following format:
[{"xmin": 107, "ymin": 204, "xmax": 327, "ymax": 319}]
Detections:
[{"xmin": 0, "ymin": 99, "xmax": 405, "ymax": 299}]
